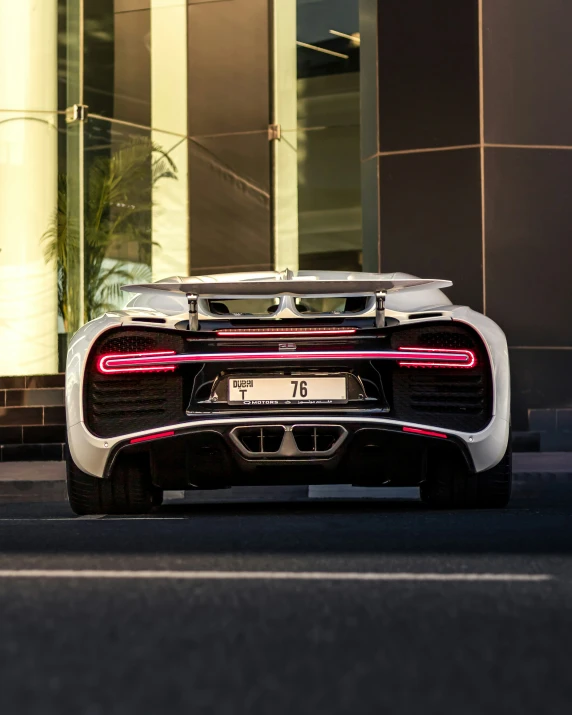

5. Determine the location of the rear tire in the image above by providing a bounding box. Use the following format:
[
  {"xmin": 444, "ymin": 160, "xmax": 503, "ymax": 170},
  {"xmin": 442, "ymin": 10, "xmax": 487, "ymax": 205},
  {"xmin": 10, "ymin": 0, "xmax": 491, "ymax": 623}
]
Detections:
[
  {"xmin": 67, "ymin": 450, "xmax": 162, "ymax": 515},
  {"xmin": 420, "ymin": 437, "xmax": 512, "ymax": 510}
]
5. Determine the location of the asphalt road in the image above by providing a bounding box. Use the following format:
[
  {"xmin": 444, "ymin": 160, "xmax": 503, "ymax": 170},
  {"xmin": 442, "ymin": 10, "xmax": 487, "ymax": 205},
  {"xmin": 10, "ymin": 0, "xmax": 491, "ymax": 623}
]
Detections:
[{"xmin": 1, "ymin": 490, "xmax": 572, "ymax": 715}]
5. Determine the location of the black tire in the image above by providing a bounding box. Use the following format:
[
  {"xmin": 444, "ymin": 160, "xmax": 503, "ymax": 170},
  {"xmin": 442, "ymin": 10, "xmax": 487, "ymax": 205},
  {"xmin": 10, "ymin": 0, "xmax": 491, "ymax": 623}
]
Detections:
[
  {"xmin": 420, "ymin": 437, "xmax": 512, "ymax": 510},
  {"xmin": 67, "ymin": 451, "xmax": 162, "ymax": 516}
]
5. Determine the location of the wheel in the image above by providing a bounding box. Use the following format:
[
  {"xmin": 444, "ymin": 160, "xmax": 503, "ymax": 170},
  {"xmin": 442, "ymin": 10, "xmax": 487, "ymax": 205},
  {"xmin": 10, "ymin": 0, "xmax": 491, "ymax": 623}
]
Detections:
[
  {"xmin": 67, "ymin": 450, "xmax": 162, "ymax": 515},
  {"xmin": 420, "ymin": 437, "xmax": 512, "ymax": 510}
]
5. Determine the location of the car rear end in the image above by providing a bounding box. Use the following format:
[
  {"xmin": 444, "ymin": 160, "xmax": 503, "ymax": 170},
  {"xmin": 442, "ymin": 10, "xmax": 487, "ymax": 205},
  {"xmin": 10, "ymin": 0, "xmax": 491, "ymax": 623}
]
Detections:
[{"xmin": 74, "ymin": 301, "xmax": 501, "ymax": 494}]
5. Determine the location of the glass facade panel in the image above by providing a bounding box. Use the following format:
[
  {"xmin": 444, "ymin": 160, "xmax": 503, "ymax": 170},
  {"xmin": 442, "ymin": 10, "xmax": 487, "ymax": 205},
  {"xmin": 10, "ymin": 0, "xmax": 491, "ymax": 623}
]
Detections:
[
  {"xmin": 63, "ymin": 0, "xmax": 84, "ymax": 343},
  {"xmin": 77, "ymin": 117, "xmax": 187, "ymax": 320},
  {"xmin": 83, "ymin": 0, "xmax": 151, "ymax": 125},
  {"xmin": 0, "ymin": 0, "xmax": 359, "ymax": 377},
  {"xmin": 297, "ymin": 125, "xmax": 362, "ymax": 271},
  {"xmin": 0, "ymin": 0, "xmax": 191, "ymax": 375},
  {"xmin": 188, "ymin": 131, "xmax": 272, "ymax": 274},
  {"xmin": 275, "ymin": 0, "xmax": 362, "ymax": 272}
]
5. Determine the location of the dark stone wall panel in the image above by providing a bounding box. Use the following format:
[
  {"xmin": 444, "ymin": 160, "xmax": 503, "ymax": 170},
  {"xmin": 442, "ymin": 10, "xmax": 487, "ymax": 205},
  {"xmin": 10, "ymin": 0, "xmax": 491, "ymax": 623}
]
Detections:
[
  {"xmin": 510, "ymin": 349, "xmax": 572, "ymax": 430},
  {"xmin": 483, "ymin": 0, "xmax": 572, "ymax": 146},
  {"xmin": 379, "ymin": 148, "xmax": 483, "ymax": 311},
  {"xmin": 377, "ymin": 0, "xmax": 480, "ymax": 152},
  {"xmin": 484, "ymin": 147, "xmax": 572, "ymax": 346}
]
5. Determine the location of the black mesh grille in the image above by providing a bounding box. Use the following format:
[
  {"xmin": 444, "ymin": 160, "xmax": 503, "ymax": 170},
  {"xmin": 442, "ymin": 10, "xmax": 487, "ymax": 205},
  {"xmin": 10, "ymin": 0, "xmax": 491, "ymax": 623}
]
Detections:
[
  {"xmin": 85, "ymin": 328, "xmax": 186, "ymax": 438},
  {"xmin": 389, "ymin": 323, "xmax": 492, "ymax": 432},
  {"xmin": 100, "ymin": 334, "xmax": 158, "ymax": 354}
]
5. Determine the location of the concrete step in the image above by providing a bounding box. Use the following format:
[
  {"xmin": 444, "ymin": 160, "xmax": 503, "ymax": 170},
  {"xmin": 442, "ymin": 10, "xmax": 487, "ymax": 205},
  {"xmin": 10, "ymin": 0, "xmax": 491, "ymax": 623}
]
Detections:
[
  {"xmin": 512, "ymin": 431, "xmax": 541, "ymax": 452},
  {"xmin": 0, "ymin": 443, "xmax": 65, "ymax": 462},
  {"xmin": 528, "ymin": 409, "xmax": 572, "ymax": 452}
]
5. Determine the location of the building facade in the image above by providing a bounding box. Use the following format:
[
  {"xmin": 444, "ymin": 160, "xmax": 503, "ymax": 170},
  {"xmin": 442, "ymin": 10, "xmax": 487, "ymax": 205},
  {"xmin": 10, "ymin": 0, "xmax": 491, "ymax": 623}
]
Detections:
[{"xmin": 0, "ymin": 0, "xmax": 570, "ymax": 432}]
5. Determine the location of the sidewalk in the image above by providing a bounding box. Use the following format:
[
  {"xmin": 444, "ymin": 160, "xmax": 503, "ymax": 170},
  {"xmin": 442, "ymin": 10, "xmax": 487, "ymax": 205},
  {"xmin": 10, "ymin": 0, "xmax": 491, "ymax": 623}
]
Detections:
[
  {"xmin": 0, "ymin": 462, "xmax": 67, "ymax": 503},
  {"xmin": 1, "ymin": 454, "xmax": 571, "ymax": 504}
]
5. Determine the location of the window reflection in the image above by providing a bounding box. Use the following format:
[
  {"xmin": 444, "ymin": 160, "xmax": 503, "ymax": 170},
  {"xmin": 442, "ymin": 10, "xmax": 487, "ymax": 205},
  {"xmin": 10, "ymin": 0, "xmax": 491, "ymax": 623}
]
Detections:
[{"xmin": 297, "ymin": 0, "xmax": 361, "ymax": 271}]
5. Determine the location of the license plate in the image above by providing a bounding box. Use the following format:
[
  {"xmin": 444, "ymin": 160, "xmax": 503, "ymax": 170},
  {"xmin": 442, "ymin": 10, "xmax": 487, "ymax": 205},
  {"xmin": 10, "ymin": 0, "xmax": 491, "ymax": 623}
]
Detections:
[{"xmin": 228, "ymin": 376, "xmax": 347, "ymax": 405}]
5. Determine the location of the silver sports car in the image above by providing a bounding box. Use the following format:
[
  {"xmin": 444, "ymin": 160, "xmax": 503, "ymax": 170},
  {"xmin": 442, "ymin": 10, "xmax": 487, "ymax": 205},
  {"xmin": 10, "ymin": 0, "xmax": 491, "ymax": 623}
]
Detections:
[{"xmin": 65, "ymin": 270, "xmax": 511, "ymax": 514}]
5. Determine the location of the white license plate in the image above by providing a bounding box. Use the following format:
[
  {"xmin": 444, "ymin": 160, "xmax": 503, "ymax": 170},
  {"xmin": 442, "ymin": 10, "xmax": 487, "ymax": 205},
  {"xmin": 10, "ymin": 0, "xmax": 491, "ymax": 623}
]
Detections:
[{"xmin": 228, "ymin": 376, "xmax": 347, "ymax": 405}]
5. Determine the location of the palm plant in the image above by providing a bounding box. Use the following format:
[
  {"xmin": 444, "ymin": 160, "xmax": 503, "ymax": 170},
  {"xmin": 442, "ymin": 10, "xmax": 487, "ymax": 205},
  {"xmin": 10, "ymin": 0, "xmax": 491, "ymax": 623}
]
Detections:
[{"xmin": 44, "ymin": 137, "xmax": 177, "ymax": 331}]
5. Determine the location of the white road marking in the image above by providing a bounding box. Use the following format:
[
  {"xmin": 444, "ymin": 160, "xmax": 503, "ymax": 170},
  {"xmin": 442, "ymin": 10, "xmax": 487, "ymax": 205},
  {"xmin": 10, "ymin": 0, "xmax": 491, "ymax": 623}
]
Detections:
[
  {"xmin": 75, "ymin": 515, "xmax": 107, "ymax": 520},
  {"xmin": 0, "ymin": 518, "xmax": 189, "ymax": 522},
  {"xmin": 0, "ymin": 570, "xmax": 552, "ymax": 582}
]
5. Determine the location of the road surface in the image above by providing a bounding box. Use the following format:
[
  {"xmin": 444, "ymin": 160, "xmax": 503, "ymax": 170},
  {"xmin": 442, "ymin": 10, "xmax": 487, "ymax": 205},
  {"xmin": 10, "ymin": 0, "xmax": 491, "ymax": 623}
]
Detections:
[{"xmin": 0, "ymin": 489, "xmax": 571, "ymax": 714}]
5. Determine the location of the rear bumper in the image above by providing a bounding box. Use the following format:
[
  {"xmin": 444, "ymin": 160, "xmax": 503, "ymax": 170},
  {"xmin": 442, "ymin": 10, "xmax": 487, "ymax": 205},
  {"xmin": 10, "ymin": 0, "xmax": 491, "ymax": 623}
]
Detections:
[{"xmin": 67, "ymin": 412, "xmax": 510, "ymax": 483}]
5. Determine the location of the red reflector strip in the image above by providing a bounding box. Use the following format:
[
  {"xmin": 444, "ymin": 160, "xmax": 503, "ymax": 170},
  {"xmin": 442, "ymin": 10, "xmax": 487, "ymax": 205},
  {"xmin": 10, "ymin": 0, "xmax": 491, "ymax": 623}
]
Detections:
[
  {"xmin": 398, "ymin": 346, "xmax": 476, "ymax": 369},
  {"xmin": 97, "ymin": 348, "xmax": 475, "ymax": 373},
  {"xmin": 130, "ymin": 430, "xmax": 175, "ymax": 444},
  {"xmin": 217, "ymin": 328, "xmax": 357, "ymax": 337},
  {"xmin": 403, "ymin": 427, "xmax": 448, "ymax": 439}
]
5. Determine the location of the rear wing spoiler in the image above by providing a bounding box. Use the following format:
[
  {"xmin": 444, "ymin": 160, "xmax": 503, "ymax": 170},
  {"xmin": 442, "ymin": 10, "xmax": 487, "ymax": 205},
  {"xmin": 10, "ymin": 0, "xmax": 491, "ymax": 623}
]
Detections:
[{"xmin": 121, "ymin": 277, "xmax": 452, "ymax": 330}]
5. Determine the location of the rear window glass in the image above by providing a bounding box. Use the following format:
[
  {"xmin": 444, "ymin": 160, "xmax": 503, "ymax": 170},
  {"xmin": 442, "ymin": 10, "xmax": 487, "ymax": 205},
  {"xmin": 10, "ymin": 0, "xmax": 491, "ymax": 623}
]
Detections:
[
  {"xmin": 206, "ymin": 299, "xmax": 280, "ymax": 316},
  {"xmin": 294, "ymin": 296, "xmax": 370, "ymax": 314}
]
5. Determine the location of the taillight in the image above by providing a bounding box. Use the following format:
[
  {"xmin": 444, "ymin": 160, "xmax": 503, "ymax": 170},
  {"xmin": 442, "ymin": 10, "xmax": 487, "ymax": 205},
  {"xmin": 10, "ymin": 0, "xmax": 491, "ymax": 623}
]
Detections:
[
  {"xmin": 216, "ymin": 328, "xmax": 357, "ymax": 337},
  {"xmin": 96, "ymin": 346, "xmax": 476, "ymax": 373},
  {"xmin": 97, "ymin": 351, "xmax": 177, "ymax": 375},
  {"xmin": 398, "ymin": 347, "xmax": 476, "ymax": 369}
]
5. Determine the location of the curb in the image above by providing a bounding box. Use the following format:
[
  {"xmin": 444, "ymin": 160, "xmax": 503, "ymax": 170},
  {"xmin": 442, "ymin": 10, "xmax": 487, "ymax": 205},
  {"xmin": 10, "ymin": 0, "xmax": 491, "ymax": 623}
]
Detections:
[
  {"xmin": 0, "ymin": 480, "xmax": 68, "ymax": 503},
  {"xmin": 308, "ymin": 474, "xmax": 572, "ymax": 500},
  {"xmin": 513, "ymin": 472, "xmax": 572, "ymax": 484}
]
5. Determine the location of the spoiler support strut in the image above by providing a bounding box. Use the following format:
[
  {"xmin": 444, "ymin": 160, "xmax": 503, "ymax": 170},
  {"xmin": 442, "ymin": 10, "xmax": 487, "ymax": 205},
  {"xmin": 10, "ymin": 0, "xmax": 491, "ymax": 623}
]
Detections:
[
  {"xmin": 187, "ymin": 293, "xmax": 199, "ymax": 331},
  {"xmin": 375, "ymin": 291, "xmax": 386, "ymax": 329}
]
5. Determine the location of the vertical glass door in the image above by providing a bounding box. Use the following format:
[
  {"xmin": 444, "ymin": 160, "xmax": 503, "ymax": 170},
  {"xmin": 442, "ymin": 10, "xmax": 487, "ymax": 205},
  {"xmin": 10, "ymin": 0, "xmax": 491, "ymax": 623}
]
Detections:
[{"xmin": 273, "ymin": 0, "xmax": 363, "ymax": 273}]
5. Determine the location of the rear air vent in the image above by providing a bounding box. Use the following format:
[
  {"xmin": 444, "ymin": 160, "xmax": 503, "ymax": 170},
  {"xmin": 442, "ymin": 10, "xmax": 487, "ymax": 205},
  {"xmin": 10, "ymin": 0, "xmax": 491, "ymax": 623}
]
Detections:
[
  {"xmin": 229, "ymin": 425, "xmax": 347, "ymax": 457},
  {"xmin": 87, "ymin": 373, "xmax": 184, "ymax": 438},
  {"xmin": 389, "ymin": 322, "xmax": 492, "ymax": 432},
  {"xmin": 85, "ymin": 328, "xmax": 186, "ymax": 438},
  {"xmin": 233, "ymin": 427, "xmax": 284, "ymax": 453},
  {"xmin": 406, "ymin": 373, "xmax": 486, "ymax": 414},
  {"xmin": 130, "ymin": 317, "xmax": 167, "ymax": 324},
  {"xmin": 292, "ymin": 426, "xmax": 344, "ymax": 453},
  {"xmin": 407, "ymin": 312, "xmax": 444, "ymax": 320}
]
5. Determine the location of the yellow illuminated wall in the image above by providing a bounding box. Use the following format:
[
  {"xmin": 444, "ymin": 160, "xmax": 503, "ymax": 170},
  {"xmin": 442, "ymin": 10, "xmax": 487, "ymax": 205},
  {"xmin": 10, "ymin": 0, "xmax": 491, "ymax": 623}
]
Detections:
[{"xmin": 0, "ymin": 0, "xmax": 58, "ymax": 375}]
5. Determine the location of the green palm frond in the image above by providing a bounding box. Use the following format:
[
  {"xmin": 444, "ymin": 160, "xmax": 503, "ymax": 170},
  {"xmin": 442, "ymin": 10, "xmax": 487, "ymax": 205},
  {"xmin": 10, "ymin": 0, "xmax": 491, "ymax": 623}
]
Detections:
[{"xmin": 42, "ymin": 137, "xmax": 178, "ymax": 329}]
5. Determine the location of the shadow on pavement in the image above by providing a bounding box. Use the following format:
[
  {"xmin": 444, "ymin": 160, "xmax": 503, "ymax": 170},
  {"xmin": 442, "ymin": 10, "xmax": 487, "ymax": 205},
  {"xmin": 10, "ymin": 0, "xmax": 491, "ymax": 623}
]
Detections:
[{"xmin": 0, "ymin": 487, "xmax": 572, "ymax": 559}]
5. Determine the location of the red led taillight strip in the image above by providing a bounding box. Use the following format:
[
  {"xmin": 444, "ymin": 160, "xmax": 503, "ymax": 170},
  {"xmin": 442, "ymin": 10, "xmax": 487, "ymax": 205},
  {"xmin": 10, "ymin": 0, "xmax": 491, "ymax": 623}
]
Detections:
[
  {"xmin": 398, "ymin": 346, "xmax": 476, "ymax": 369},
  {"xmin": 216, "ymin": 328, "xmax": 357, "ymax": 337},
  {"xmin": 403, "ymin": 427, "xmax": 448, "ymax": 439},
  {"xmin": 96, "ymin": 348, "xmax": 475, "ymax": 374},
  {"xmin": 97, "ymin": 351, "xmax": 177, "ymax": 375}
]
